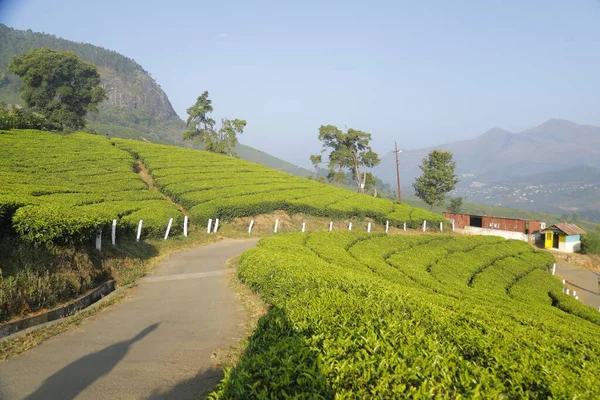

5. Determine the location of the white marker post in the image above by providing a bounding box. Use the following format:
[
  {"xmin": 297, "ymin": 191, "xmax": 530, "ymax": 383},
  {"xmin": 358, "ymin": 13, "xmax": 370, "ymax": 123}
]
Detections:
[
  {"xmin": 385, "ymin": 220, "xmax": 389, "ymax": 234},
  {"xmin": 329, "ymin": 221, "xmax": 333, "ymax": 231},
  {"xmin": 423, "ymin": 220, "xmax": 427, "ymax": 233},
  {"xmin": 573, "ymin": 290, "xmax": 577, "ymax": 298},
  {"xmin": 452, "ymin": 220, "xmax": 455, "ymax": 232},
  {"xmin": 274, "ymin": 219, "xmax": 279, "ymax": 233},
  {"xmin": 164, "ymin": 218, "xmax": 173, "ymax": 240},
  {"xmin": 207, "ymin": 219, "xmax": 213, "ymax": 234},
  {"xmin": 348, "ymin": 222, "xmax": 352, "ymax": 231},
  {"xmin": 111, "ymin": 219, "xmax": 117, "ymax": 246},
  {"xmin": 566, "ymin": 288, "xmax": 570, "ymax": 295},
  {"xmin": 248, "ymin": 220, "xmax": 255, "ymax": 234},
  {"xmin": 367, "ymin": 222, "xmax": 372, "ymax": 233},
  {"xmin": 403, "ymin": 222, "xmax": 407, "ymax": 232},
  {"xmin": 552, "ymin": 263, "xmax": 556, "ymax": 275},
  {"xmin": 183, "ymin": 216, "xmax": 188, "ymax": 237},
  {"xmin": 95, "ymin": 229, "xmax": 102, "ymax": 251},
  {"xmin": 136, "ymin": 220, "xmax": 143, "ymax": 242},
  {"xmin": 440, "ymin": 222, "xmax": 443, "ymax": 232},
  {"xmin": 302, "ymin": 222, "xmax": 306, "ymax": 233},
  {"xmin": 214, "ymin": 218, "xmax": 220, "ymax": 233}
]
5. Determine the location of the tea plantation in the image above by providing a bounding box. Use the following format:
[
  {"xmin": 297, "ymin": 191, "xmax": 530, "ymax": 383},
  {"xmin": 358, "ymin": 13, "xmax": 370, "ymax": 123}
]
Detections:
[
  {"xmin": 113, "ymin": 139, "xmax": 444, "ymax": 228},
  {"xmin": 0, "ymin": 130, "xmax": 183, "ymax": 243},
  {"xmin": 212, "ymin": 233, "xmax": 600, "ymax": 399},
  {"xmin": 0, "ymin": 129, "xmax": 445, "ymax": 243}
]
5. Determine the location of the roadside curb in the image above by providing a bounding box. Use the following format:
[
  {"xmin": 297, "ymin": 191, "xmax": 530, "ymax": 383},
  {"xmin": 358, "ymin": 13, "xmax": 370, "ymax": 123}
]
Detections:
[{"xmin": 0, "ymin": 280, "xmax": 117, "ymax": 341}]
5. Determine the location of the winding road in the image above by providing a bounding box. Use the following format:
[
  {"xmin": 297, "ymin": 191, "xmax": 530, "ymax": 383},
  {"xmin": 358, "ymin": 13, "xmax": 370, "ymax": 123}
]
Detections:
[
  {"xmin": 555, "ymin": 262, "xmax": 600, "ymax": 310},
  {"xmin": 0, "ymin": 239, "xmax": 259, "ymax": 400}
]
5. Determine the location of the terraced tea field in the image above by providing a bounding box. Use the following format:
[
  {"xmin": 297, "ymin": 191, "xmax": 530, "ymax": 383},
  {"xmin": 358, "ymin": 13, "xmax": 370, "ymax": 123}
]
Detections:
[
  {"xmin": 213, "ymin": 233, "xmax": 600, "ymax": 398},
  {"xmin": 0, "ymin": 130, "xmax": 183, "ymax": 242},
  {"xmin": 113, "ymin": 139, "xmax": 444, "ymax": 228},
  {"xmin": 0, "ymin": 130, "xmax": 444, "ymax": 243}
]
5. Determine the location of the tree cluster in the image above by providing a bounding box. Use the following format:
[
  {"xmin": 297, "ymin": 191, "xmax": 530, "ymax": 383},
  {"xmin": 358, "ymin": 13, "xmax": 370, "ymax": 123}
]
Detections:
[
  {"xmin": 0, "ymin": 102, "xmax": 59, "ymax": 130},
  {"xmin": 8, "ymin": 47, "xmax": 106, "ymax": 130}
]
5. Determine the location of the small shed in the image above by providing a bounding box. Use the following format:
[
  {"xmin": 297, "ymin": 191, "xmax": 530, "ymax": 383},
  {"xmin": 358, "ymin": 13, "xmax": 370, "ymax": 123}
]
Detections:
[{"xmin": 541, "ymin": 223, "xmax": 586, "ymax": 253}]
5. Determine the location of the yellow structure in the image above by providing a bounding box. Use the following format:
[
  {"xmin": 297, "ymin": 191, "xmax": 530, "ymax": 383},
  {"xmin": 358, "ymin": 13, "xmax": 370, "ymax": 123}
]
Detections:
[{"xmin": 541, "ymin": 223, "xmax": 586, "ymax": 253}]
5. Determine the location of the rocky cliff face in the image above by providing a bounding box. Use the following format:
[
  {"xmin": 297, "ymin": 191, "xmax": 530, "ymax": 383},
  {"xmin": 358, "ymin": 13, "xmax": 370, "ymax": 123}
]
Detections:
[
  {"xmin": 0, "ymin": 23, "xmax": 185, "ymax": 143},
  {"xmin": 99, "ymin": 68, "xmax": 179, "ymax": 122}
]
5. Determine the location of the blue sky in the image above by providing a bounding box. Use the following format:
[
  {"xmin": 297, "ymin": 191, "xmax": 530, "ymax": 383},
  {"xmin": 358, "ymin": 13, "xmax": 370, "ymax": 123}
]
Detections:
[{"xmin": 1, "ymin": 0, "xmax": 599, "ymax": 167}]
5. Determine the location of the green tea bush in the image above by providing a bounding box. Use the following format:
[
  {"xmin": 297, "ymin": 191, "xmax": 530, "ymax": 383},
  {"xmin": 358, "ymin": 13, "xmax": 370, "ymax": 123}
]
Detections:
[
  {"xmin": 0, "ymin": 130, "xmax": 183, "ymax": 242},
  {"xmin": 211, "ymin": 233, "xmax": 600, "ymax": 398},
  {"xmin": 114, "ymin": 139, "xmax": 445, "ymax": 228}
]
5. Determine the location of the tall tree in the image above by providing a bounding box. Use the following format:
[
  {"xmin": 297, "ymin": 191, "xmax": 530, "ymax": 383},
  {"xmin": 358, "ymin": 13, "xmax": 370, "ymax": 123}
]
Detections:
[
  {"xmin": 8, "ymin": 47, "xmax": 106, "ymax": 130},
  {"xmin": 183, "ymin": 91, "xmax": 246, "ymax": 156},
  {"xmin": 214, "ymin": 117, "xmax": 246, "ymax": 156},
  {"xmin": 316, "ymin": 125, "xmax": 380, "ymax": 194},
  {"xmin": 183, "ymin": 91, "xmax": 215, "ymax": 145},
  {"xmin": 413, "ymin": 150, "xmax": 459, "ymax": 210}
]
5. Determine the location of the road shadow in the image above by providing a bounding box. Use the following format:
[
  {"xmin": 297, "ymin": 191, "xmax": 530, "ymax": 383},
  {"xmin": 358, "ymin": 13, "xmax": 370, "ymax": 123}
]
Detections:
[
  {"xmin": 25, "ymin": 323, "xmax": 159, "ymax": 400},
  {"xmin": 146, "ymin": 367, "xmax": 224, "ymax": 400}
]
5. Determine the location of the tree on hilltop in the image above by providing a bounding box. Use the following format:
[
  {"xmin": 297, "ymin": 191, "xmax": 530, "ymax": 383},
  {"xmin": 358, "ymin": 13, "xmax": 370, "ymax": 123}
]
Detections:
[
  {"xmin": 313, "ymin": 125, "xmax": 380, "ymax": 194},
  {"xmin": 413, "ymin": 150, "xmax": 459, "ymax": 210},
  {"xmin": 183, "ymin": 91, "xmax": 246, "ymax": 157},
  {"xmin": 8, "ymin": 47, "xmax": 106, "ymax": 130}
]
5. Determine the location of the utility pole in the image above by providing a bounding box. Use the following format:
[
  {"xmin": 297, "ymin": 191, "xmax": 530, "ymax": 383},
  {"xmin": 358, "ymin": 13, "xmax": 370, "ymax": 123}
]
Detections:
[{"xmin": 394, "ymin": 142, "xmax": 402, "ymax": 204}]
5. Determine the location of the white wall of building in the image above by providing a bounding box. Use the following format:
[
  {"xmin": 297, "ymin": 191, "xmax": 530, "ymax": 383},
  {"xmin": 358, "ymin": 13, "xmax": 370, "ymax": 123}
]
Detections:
[
  {"xmin": 558, "ymin": 241, "xmax": 581, "ymax": 253},
  {"xmin": 463, "ymin": 226, "xmax": 528, "ymax": 241}
]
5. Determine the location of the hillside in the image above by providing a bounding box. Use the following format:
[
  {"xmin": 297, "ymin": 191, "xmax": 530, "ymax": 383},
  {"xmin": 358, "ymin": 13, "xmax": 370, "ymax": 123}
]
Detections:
[
  {"xmin": 0, "ymin": 129, "xmax": 444, "ymax": 246},
  {"xmin": 0, "ymin": 24, "xmax": 311, "ymax": 177},
  {"xmin": 212, "ymin": 232, "xmax": 600, "ymax": 397},
  {"xmin": 374, "ymin": 119, "xmax": 600, "ymax": 185}
]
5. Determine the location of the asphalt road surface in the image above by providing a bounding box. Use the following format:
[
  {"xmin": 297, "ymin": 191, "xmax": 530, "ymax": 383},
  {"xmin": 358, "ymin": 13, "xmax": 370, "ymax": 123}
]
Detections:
[
  {"xmin": 555, "ymin": 262, "xmax": 600, "ymax": 310},
  {"xmin": 0, "ymin": 239, "xmax": 259, "ymax": 400}
]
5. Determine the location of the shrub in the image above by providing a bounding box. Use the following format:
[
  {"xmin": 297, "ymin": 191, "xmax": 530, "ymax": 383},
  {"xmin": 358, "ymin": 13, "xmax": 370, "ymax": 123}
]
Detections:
[
  {"xmin": 581, "ymin": 231, "xmax": 600, "ymax": 255},
  {"xmin": 211, "ymin": 233, "xmax": 600, "ymax": 398}
]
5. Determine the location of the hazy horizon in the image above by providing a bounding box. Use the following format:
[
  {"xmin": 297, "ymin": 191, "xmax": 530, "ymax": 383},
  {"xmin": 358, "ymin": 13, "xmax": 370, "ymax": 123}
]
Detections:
[{"xmin": 1, "ymin": 1, "xmax": 599, "ymax": 168}]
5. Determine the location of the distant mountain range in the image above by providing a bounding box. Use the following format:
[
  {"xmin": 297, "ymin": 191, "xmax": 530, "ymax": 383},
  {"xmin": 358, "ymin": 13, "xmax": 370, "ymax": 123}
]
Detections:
[
  {"xmin": 373, "ymin": 119, "xmax": 600, "ymax": 222},
  {"xmin": 0, "ymin": 24, "xmax": 311, "ymax": 177},
  {"xmin": 374, "ymin": 119, "xmax": 600, "ymax": 185}
]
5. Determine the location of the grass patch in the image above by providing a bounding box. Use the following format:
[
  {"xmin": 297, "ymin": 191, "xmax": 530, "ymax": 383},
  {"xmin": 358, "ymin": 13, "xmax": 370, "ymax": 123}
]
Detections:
[{"xmin": 0, "ymin": 290, "xmax": 125, "ymax": 360}]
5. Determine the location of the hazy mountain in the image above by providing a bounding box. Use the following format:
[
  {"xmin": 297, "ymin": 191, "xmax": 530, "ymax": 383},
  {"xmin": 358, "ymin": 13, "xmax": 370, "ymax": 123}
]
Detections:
[
  {"xmin": 0, "ymin": 24, "xmax": 311, "ymax": 177},
  {"xmin": 374, "ymin": 119, "xmax": 600, "ymax": 186}
]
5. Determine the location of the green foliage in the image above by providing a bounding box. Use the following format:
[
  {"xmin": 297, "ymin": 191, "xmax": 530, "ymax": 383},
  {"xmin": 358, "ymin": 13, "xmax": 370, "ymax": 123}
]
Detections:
[
  {"xmin": 3, "ymin": 130, "xmax": 444, "ymax": 244},
  {"xmin": 8, "ymin": 47, "xmax": 107, "ymax": 130},
  {"xmin": 114, "ymin": 139, "xmax": 443, "ymax": 229},
  {"xmin": 581, "ymin": 231, "xmax": 600, "ymax": 255},
  {"xmin": 0, "ymin": 238, "xmax": 108, "ymax": 322},
  {"xmin": 211, "ymin": 233, "xmax": 600, "ymax": 398},
  {"xmin": 309, "ymin": 154, "xmax": 322, "ymax": 174},
  {"xmin": 0, "ymin": 102, "xmax": 57, "ymax": 130},
  {"xmin": 447, "ymin": 196, "xmax": 464, "ymax": 213},
  {"xmin": 0, "ymin": 130, "xmax": 183, "ymax": 243},
  {"xmin": 184, "ymin": 91, "xmax": 246, "ymax": 156},
  {"xmin": 316, "ymin": 125, "xmax": 380, "ymax": 194},
  {"xmin": 413, "ymin": 150, "xmax": 459, "ymax": 210}
]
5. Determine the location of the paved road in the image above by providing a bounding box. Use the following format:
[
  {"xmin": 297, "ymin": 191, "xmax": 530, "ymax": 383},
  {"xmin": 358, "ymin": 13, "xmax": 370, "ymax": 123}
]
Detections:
[
  {"xmin": 555, "ymin": 262, "xmax": 600, "ymax": 310},
  {"xmin": 0, "ymin": 239, "xmax": 259, "ymax": 400}
]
